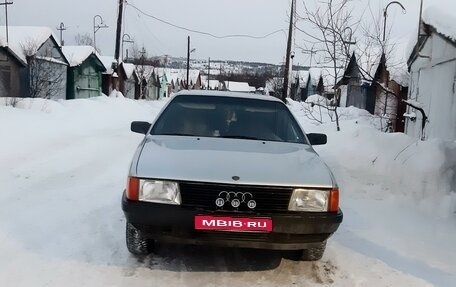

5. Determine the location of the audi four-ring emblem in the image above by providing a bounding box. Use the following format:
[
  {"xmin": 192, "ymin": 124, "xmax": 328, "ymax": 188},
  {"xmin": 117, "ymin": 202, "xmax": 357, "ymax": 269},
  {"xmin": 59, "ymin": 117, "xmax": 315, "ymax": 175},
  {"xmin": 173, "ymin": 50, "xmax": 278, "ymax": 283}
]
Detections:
[{"xmin": 215, "ymin": 191, "xmax": 256, "ymax": 209}]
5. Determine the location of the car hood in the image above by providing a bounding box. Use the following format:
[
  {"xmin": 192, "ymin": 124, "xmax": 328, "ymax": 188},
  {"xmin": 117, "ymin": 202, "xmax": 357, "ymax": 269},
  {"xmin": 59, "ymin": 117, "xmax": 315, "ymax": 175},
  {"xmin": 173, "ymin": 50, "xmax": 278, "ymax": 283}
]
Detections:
[{"xmin": 133, "ymin": 136, "xmax": 335, "ymax": 187}]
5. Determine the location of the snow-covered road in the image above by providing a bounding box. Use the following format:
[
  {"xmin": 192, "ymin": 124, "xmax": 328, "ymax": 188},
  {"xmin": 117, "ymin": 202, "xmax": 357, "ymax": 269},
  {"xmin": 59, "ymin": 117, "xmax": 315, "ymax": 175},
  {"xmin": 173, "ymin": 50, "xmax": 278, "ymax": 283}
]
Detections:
[{"xmin": 0, "ymin": 96, "xmax": 454, "ymax": 286}]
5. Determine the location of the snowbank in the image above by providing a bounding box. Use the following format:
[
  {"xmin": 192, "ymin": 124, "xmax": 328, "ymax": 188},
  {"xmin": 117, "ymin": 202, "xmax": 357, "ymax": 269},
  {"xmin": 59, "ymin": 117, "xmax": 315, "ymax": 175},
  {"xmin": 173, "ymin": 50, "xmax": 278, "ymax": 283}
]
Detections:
[
  {"xmin": 289, "ymin": 99, "xmax": 456, "ymax": 218},
  {"xmin": 305, "ymin": 94, "xmax": 329, "ymax": 106},
  {"xmin": 0, "ymin": 96, "xmax": 165, "ymax": 162}
]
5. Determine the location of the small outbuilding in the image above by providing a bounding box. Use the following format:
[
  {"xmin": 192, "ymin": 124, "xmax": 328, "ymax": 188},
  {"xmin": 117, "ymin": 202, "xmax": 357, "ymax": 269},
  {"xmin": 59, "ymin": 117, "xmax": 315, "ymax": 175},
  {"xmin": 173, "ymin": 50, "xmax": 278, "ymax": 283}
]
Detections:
[{"xmin": 62, "ymin": 46, "xmax": 106, "ymax": 99}]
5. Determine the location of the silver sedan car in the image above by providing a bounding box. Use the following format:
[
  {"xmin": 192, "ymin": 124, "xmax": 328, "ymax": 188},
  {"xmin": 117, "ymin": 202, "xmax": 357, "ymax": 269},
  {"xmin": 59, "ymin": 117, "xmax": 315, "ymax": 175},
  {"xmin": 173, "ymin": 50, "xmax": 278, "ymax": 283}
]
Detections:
[{"xmin": 122, "ymin": 90, "xmax": 342, "ymax": 261}]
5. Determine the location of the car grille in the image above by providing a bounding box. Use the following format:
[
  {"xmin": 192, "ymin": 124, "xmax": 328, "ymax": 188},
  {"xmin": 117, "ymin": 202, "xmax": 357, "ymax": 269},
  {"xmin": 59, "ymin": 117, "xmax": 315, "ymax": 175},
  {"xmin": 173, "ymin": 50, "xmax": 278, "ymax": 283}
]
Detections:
[{"xmin": 178, "ymin": 181, "xmax": 293, "ymax": 213}]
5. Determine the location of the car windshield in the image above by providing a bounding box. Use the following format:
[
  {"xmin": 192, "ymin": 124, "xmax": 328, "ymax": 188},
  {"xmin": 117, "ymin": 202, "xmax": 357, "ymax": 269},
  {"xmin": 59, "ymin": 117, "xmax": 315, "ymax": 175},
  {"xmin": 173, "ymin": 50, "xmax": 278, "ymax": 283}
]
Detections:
[{"xmin": 151, "ymin": 95, "xmax": 307, "ymax": 144}]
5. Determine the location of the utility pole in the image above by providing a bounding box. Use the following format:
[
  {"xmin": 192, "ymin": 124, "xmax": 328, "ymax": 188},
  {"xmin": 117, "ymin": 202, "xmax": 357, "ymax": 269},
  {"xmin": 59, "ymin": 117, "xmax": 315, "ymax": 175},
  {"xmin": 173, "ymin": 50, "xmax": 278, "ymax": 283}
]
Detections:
[
  {"xmin": 114, "ymin": 0, "xmax": 124, "ymax": 64},
  {"xmin": 57, "ymin": 22, "xmax": 67, "ymax": 46},
  {"xmin": 0, "ymin": 0, "xmax": 13, "ymax": 46},
  {"xmin": 282, "ymin": 0, "xmax": 296, "ymax": 102},
  {"xmin": 186, "ymin": 36, "xmax": 190, "ymax": 90},
  {"xmin": 207, "ymin": 57, "xmax": 211, "ymax": 90}
]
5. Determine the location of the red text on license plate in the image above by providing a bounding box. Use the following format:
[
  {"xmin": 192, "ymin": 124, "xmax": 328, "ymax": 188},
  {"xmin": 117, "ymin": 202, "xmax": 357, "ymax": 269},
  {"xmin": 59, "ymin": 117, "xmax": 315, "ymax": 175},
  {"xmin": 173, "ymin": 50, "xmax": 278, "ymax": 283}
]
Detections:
[{"xmin": 194, "ymin": 215, "xmax": 272, "ymax": 232}]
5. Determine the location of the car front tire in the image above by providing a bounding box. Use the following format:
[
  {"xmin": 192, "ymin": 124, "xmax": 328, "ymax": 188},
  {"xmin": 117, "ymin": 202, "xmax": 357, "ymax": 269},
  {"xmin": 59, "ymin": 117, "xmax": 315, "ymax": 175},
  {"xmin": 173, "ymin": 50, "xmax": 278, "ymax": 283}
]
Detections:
[
  {"xmin": 126, "ymin": 222, "xmax": 154, "ymax": 255},
  {"xmin": 299, "ymin": 241, "xmax": 327, "ymax": 261}
]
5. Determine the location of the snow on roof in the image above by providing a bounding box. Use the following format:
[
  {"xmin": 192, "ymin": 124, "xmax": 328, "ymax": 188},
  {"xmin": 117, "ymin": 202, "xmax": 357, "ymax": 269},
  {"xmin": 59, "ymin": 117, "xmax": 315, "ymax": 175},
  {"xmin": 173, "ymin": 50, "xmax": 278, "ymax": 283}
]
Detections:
[
  {"xmin": 293, "ymin": 70, "xmax": 309, "ymax": 88},
  {"xmin": 225, "ymin": 81, "xmax": 255, "ymax": 93},
  {"xmin": 167, "ymin": 69, "xmax": 185, "ymax": 83},
  {"xmin": 423, "ymin": 5, "xmax": 456, "ymax": 42},
  {"xmin": 309, "ymin": 68, "xmax": 322, "ymax": 86},
  {"xmin": 385, "ymin": 41, "xmax": 410, "ymax": 87},
  {"xmin": 155, "ymin": 68, "xmax": 199, "ymax": 85},
  {"xmin": 200, "ymin": 76, "xmax": 220, "ymax": 89},
  {"xmin": 98, "ymin": 56, "xmax": 116, "ymax": 74},
  {"xmin": 355, "ymin": 47, "xmax": 382, "ymax": 80},
  {"xmin": 122, "ymin": 63, "xmax": 136, "ymax": 79},
  {"xmin": 62, "ymin": 46, "xmax": 97, "ymax": 67},
  {"xmin": 187, "ymin": 69, "xmax": 201, "ymax": 84},
  {"xmin": 136, "ymin": 65, "xmax": 155, "ymax": 81},
  {"xmin": 320, "ymin": 67, "xmax": 344, "ymax": 89},
  {"xmin": 0, "ymin": 26, "xmax": 56, "ymax": 63}
]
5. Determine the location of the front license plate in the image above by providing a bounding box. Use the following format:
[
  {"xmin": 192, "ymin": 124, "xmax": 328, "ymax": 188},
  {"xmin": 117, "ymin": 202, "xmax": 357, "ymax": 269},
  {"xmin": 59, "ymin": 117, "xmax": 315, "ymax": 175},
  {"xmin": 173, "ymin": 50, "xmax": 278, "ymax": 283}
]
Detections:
[{"xmin": 194, "ymin": 215, "xmax": 273, "ymax": 232}]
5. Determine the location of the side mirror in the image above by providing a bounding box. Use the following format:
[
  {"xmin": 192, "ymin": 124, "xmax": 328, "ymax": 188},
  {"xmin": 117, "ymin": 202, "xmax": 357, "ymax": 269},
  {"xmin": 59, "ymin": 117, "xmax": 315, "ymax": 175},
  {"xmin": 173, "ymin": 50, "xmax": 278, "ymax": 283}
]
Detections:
[
  {"xmin": 131, "ymin": 121, "xmax": 151, "ymax": 134},
  {"xmin": 307, "ymin": 133, "xmax": 327, "ymax": 145}
]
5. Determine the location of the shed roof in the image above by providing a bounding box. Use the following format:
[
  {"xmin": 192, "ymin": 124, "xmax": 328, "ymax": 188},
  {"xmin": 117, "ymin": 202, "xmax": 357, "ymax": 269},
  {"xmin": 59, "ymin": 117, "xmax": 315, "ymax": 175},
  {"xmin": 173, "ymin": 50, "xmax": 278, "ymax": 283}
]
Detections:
[
  {"xmin": 62, "ymin": 46, "xmax": 105, "ymax": 71},
  {"xmin": 122, "ymin": 63, "xmax": 136, "ymax": 79},
  {"xmin": 99, "ymin": 56, "xmax": 116, "ymax": 74},
  {"xmin": 0, "ymin": 26, "xmax": 58, "ymax": 63}
]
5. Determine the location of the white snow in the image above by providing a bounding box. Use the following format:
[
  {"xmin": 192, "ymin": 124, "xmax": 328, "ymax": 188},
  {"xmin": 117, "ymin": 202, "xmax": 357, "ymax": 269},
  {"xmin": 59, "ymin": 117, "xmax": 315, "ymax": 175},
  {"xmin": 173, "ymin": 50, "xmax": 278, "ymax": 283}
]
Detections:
[
  {"xmin": 109, "ymin": 89, "xmax": 125, "ymax": 98},
  {"xmin": 293, "ymin": 70, "xmax": 309, "ymax": 88},
  {"xmin": 0, "ymin": 96, "xmax": 455, "ymax": 286},
  {"xmin": 403, "ymin": 112, "xmax": 417, "ymax": 119},
  {"xmin": 305, "ymin": 94, "xmax": 329, "ymax": 106},
  {"xmin": 122, "ymin": 63, "xmax": 136, "ymax": 79},
  {"xmin": 224, "ymin": 81, "xmax": 256, "ymax": 93},
  {"xmin": 406, "ymin": 99, "xmax": 424, "ymax": 109},
  {"xmin": 309, "ymin": 68, "xmax": 322, "ymax": 86},
  {"xmin": 99, "ymin": 56, "xmax": 116, "ymax": 74},
  {"xmin": 0, "ymin": 26, "xmax": 56, "ymax": 63},
  {"xmin": 62, "ymin": 45, "xmax": 97, "ymax": 67},
  {"xmin": 200, "ymin": 76, "xmax": 221, "ymax": 90},
  {"xmin": 423, "ymin": 6, "xmax": 456, "ymax": 42}
]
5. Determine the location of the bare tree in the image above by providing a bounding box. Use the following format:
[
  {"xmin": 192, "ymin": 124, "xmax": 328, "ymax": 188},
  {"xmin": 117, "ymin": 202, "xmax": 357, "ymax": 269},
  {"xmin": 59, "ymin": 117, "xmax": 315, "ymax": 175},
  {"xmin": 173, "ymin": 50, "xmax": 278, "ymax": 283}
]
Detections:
[
  {"xmin": 134, "ymin": 47, "xmax": 154, "ymax": 99},
  {"xmin": 22, "ymin": 40, "xmax": 65, "ymax": 99},
  {"xmin": 74, "ymin": 33, "xmax": 94, "ymax": 46},
  {"xmin": 298, "ymin": 0, "xmax": 359, "ymax": 131},
  {"xmin": 358, "ymin": 3, "xmax": 409, "ymax": 132}
]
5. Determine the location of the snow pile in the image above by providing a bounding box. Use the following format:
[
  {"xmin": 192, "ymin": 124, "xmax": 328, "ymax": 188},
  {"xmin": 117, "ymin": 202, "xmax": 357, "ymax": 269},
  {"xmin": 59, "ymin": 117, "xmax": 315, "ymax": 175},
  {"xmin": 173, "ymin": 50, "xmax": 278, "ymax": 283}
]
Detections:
[
  {"xmin": 289, "ymin": 98, "xmax": 384, "ymax": 131},
  {"xmin": 0, "ymin": 96, "xmax": 165, "ymax": 161},
  {"xmin": 109, "ymin": 89, "xmax": 125, "ymax": 98},
  {"xmin": 305, "ymin": 94, "xmax": 329, "ymax": 106}
]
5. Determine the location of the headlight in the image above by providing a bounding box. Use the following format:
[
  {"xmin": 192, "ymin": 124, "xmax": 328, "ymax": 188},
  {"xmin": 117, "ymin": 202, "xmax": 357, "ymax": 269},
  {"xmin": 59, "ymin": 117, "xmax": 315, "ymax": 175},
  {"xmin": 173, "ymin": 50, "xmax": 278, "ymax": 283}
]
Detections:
[
  {"xmin": 288, "ymin": 189, "xmax": 329, "ymax": 212},
  {"xmin": 139, "ymin": 180, "xmax": 181, "ymax": 205}
]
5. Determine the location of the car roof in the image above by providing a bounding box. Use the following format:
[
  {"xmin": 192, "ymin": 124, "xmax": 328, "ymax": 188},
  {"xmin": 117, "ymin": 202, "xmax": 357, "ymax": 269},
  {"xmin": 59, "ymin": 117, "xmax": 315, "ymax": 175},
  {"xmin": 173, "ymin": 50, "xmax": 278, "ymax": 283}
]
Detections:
[{"xmin": 172, "ymin": 90, "xmax": 284, "ymax": 103}]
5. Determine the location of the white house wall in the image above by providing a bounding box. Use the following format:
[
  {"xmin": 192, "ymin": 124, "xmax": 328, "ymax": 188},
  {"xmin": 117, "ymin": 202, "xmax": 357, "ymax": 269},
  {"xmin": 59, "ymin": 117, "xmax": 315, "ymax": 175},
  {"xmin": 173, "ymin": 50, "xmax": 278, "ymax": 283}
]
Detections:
[{"xmin": 406, "ymin": 33, "xmax": 456, "ymax": 141}]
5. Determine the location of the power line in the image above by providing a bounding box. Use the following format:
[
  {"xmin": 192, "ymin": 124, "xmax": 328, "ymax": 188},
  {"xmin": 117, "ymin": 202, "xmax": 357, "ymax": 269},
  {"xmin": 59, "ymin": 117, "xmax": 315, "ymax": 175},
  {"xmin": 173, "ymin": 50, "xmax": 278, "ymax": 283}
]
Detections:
[
  {"xmin": 130, "ymin": 6, "xmax": 167, "ymax": 55},
  {"xmin": 126, "ymin": 2, "xmax": 286, "ymax": 40}
]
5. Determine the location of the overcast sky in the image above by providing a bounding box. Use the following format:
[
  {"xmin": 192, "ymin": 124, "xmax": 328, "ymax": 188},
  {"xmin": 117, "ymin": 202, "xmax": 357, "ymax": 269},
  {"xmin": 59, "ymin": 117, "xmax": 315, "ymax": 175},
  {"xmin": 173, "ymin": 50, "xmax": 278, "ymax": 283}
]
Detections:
[{"xmin": 4, "ymin": 0, "xmax": 456, "ymax": 64}]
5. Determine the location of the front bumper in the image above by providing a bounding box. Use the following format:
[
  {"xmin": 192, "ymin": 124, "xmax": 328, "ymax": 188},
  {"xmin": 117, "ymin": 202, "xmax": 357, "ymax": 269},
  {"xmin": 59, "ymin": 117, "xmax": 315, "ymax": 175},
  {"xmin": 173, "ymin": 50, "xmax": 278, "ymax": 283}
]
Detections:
[{"xmin": 122, "ymin": 192, "xmax": 343, "ymax": 250}]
